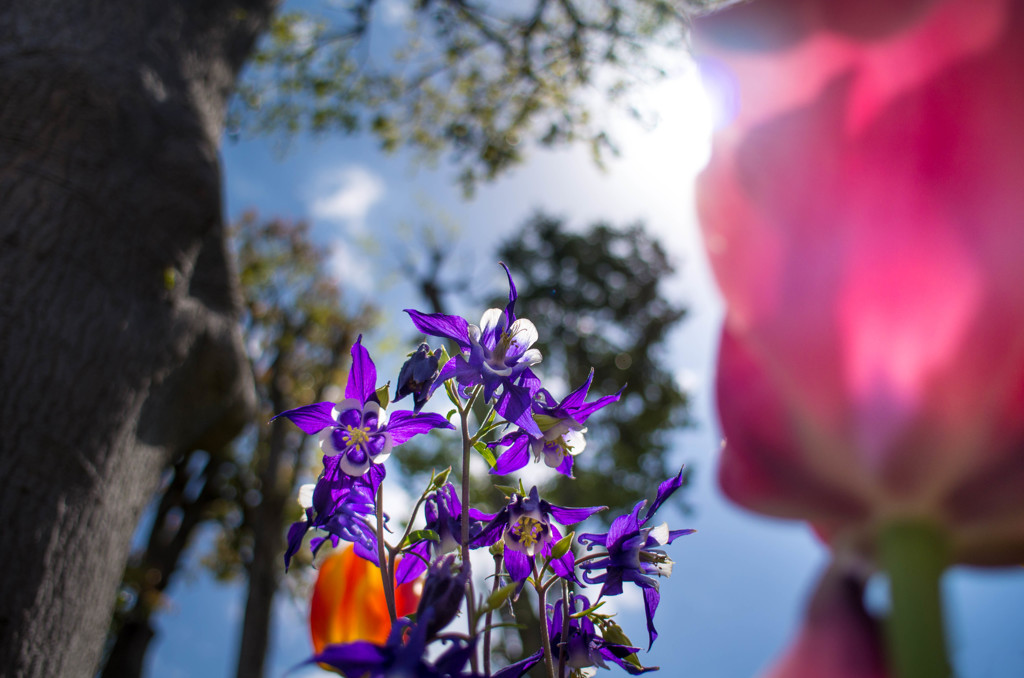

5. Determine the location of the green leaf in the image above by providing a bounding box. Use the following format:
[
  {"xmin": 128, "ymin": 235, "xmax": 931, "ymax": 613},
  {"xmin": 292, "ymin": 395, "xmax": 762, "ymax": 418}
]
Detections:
[
  {"xmin": 473, "ymin": 440, "xmax": 496, "ymax": 468},
  {"xmin": 481, "ymin": 622, "xmax": 527, "ymax": 632},
  {"xmin": 401, "ymin": 529, "xmax": 440, "ymax": 549},
  {"xmin": 550, "ymin": 531, "xmax": 574, "ymax": 561},
  {"xmin": 428, "ymin": 467, "xmax": 452, "ymax": 491},
  {"xmin": 446, "ymin": 408, "xmax": 458, "ymax": 422},
  {"xmin": 444, "ymin": 377, "xmax": 460, "ymax": 408},
  {"xmin": 570, "ymin": 600, "xmax": 605, "ymax": 619},
  {"xmin": 492, "ymin": 485, "xmax": 518, "ymax": 498},
  {"xmin": 601, "ymin": 620, "xmax": 631, "ymax": 646},
  {"xmin": 375, "ymin": 382, "xmax": 391, "ymax": 410},
  {"xmin": 481, "ymin": 582, "xmax": 518, "ymax": 613}
]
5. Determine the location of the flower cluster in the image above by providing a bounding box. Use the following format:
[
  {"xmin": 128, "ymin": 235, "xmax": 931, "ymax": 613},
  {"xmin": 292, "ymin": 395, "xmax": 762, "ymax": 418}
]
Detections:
[{"xmin": 276, "ymin": 264, "xmax": 694, "ymax": 677}]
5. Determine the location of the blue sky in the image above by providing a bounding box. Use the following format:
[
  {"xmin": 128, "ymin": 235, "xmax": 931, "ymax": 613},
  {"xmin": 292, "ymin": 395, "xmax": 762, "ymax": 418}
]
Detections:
[{"xmin": 142, "ymin": 42, "xmax": 1024, "ymax": 678}]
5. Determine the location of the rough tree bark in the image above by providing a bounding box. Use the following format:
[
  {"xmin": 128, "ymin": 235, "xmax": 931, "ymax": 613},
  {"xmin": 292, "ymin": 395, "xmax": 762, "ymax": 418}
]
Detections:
[{"xmin": 0, "ymin": 1, "xmax": 277, "ymax": 675}]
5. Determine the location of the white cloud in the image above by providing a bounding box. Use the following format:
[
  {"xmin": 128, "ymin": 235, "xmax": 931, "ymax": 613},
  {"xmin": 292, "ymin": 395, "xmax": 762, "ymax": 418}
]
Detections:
[
  {"xmin": 309, "ymin": 166, "xmax": 386, "ymax": 233},
  {"xmin": 377, "ymin": 0, "xmax": 413, "ymax": 26},
  {"xmin": 328, "ymin": 245, "xmax": 374, "ymax": 295}
]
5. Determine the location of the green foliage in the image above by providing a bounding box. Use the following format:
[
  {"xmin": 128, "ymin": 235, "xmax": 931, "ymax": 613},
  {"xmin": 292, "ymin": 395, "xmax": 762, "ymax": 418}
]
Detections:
[
  {"xmin": 229, "ymin": 0, "xmax": 712, "ymax": 193},
  {"xmin": 498, "ymin": 212, "xmax": 691, "ymax": 519}
]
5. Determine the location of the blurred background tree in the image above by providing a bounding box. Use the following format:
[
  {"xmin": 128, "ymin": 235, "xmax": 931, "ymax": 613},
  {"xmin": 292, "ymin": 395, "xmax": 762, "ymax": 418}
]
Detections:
[{"xmin": 231, "ymin": 0, "xmax": 719, "ymax": 192}]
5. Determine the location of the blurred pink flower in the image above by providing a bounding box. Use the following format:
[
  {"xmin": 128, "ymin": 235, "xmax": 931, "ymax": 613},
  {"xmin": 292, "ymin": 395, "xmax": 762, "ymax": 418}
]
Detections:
[
  {"xmin": 698, "ymin": 0, "xmax": 1024, "ymax": 565},
  {"xmin": 696, "ymin": 0, "xmax": 1024, "ymax": 673}
]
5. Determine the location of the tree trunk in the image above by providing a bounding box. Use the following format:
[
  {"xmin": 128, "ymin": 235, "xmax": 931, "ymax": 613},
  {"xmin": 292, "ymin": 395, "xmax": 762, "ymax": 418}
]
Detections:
[
  {"xmin": 0, "ymin": 2, "xmax": 276, "ymax": 675},
  {"xmin": 235, "ymin": 413, "xmax": 293, "ymax": 678}
]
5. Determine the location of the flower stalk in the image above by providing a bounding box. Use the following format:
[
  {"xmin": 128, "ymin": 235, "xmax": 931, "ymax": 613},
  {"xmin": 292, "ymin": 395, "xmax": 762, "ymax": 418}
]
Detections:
[
  {"xmin": 375, "ymin": 483, "xmax": 397, "ymax": 624},
  {"xmin": 536, "ymin": 561, "xmax": 557, "ymax": 678},
  {"xmin": 880, "ymin": 522, "xmax": 951, "ymax": 678}
]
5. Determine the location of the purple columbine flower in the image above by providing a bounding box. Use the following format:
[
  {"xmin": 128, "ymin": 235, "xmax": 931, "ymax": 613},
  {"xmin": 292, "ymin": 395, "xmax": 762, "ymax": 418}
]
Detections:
[
  {"xmin": 396, "ymin": 482, "xmax": 496, "ymax": 584},
  {"xmin": 472, "ymin": 486, "xmax": 605, "ymax": 583},
  {"xmin": 395, "ymin": 343, "xmax": 443, "ymax": 413},
  {"xmin": 577, "ymin": 468, "xmax": 695, "ymax": 648},
  {"xmin": 274, "ymin": 335, "xmax": 454, "ymax": 476},
  {"xmin": 405, "ymin": 263, "xmax": 543, "ymax": 436},
  {"xmin": 283, "ymin": 461, "xmax": 384, "ymax": 570},
  {"xmin": 491, "ymin": 369, "xmax": 623, "ymax": 478}
]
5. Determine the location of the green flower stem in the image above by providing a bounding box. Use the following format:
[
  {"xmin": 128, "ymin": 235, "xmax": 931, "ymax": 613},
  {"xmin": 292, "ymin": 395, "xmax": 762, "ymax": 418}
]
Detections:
[
  {"xmin": 458, "ymin": 386, "xmax": 482, "ymax": 674},
  {"xmin": 879, "ymin": 522, "xmax": 951, "ymax": 678},
  {"xmin": 557, "ymin": 579, "xmax": 570, "ymax": 678},
  {"xmin": 483, "ymin": 552, "xmax": 503, "ymax": 677},
  {"xmin": 375, "ymin": 483, "xmax": 397, "ymax": 623},
  {"xmin": 535, "ymin": 562, "xmax": 557, "ymax": 678}
]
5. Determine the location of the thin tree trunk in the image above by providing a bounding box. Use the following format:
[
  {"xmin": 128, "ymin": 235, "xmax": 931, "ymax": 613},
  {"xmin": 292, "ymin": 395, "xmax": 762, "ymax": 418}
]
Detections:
[
  {"xmin": 234, "ymin": 327, "xmax": 353, "ymax": 678},
  {"xmin": 0, "ymin": 2, "xmax": 276, "ymax": 675},
  {"xmin": 101, "ymin": 448, "xmax": 231, "ymax": 678},
  {"xmin": 235, "ymin": 412, "xmax": 292, "ymax": 678}
]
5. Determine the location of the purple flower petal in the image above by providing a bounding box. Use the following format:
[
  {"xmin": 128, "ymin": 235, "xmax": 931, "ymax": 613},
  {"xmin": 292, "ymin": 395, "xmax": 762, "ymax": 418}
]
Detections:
[
  {"xmin": 573, "ymin": 387, "xmax": 625, "ymax": 423},
  {"xmin": 643, "ymin": 585, "xmax": 661, "ymax": 649},
  {"xmin": 560, "ymin": 369, "xmax": 596, "ymax": 410},
  {"xmin": 283, "ymin": 518, "xmax": 310, "ymax": 571},
  {"xmin": 500, "ymin": 262, "xmax": 518, "ymax": 320},
  {"xmin": 386, "ymin": 410, "xmax": 454, "ymax": 445},
  {"xmin": 598, "ymin": 568, "xmax": 625, "ymax": 597},
  {"xmin": 548, "ymin": 502, "xmax": 606, "ymax": 526},
  {"xmin": 491, "ymin": 435, "xmax": 530, "ymax": 475},
  {"xmin": 518, "ymin": 367, "xmax": 543, "ymax": 397},
  {"xmin": 504, "ymin": 546, "xmax": 531, "ymax": 582},
  {"xmin": 666, "ymin": 528, "xmax": 697, "ymax": 544},
  {"xmin": 468, "ymin": 507, "xmax": 497, "ymax": 522},
  {"xmin": 395, "ymin": 541, "xmax": 431, "ymax": 584},
  {"xmin": 309, "ymin": 641, "xmax": 388, "ymax": 674},
  {"xmin": 427, "ymin": 356, "xmax": 458, "ymax": 397},
  {"xmin": 405, "ymin": 309, "xmax": 471, "ymax": 348},
  {"xmin": 605, "ymin": 504, "xmax": 644, "ymax": 550},
  {"xmin": 470, "ymin": 510, "xmax": 508, "ymax": 548},
  {"xmin": 601, "ymin": 646, "xmax": 659, "ymax": 675},
  {"xmin": 272, "ymin": 401, "xmax": 336, "ymax": 434},
  {"xmin": 496, "ymin": 382, "xmax": 541, "ymax": 437},
  {"xmin": 644, "ymin": 467, "xmax": 686, "ymax": 524},
  {"xmin": 577, "ymin": 532, "xmax": 608, "ymax": 548},
  {"xmin": 555, "ymin": 452, "xmax": 574, "ymax": 478},
  {"xmin": 353, "ymin": 539, "xmax": 379, "ymax": 564},
  {"xmin": 492, "ymin": 650, "xmax": 544, "ymax": 678},
  {"xmin": 345, "ymin": 335, "xmax": 377, "ymax": 403}
]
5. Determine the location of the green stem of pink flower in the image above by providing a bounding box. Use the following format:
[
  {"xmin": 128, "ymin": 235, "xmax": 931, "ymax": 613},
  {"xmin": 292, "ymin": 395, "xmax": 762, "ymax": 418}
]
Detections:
[{"xmin": 879, "ymin": 521, "xmax": 951, "ymax": 678}]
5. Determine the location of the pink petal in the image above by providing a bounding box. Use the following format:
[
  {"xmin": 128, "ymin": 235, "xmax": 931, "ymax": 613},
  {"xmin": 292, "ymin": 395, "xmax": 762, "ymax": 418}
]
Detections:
[{"xmin": 764, "ymin": 560, "xmax": 887, "ymax": 678}]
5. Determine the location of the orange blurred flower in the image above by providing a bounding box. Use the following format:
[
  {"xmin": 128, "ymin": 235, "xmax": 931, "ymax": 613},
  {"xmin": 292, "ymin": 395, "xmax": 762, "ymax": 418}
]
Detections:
[{"xmin": 310, "ymin": 545, "xmax": 421, "ymax": 652}]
